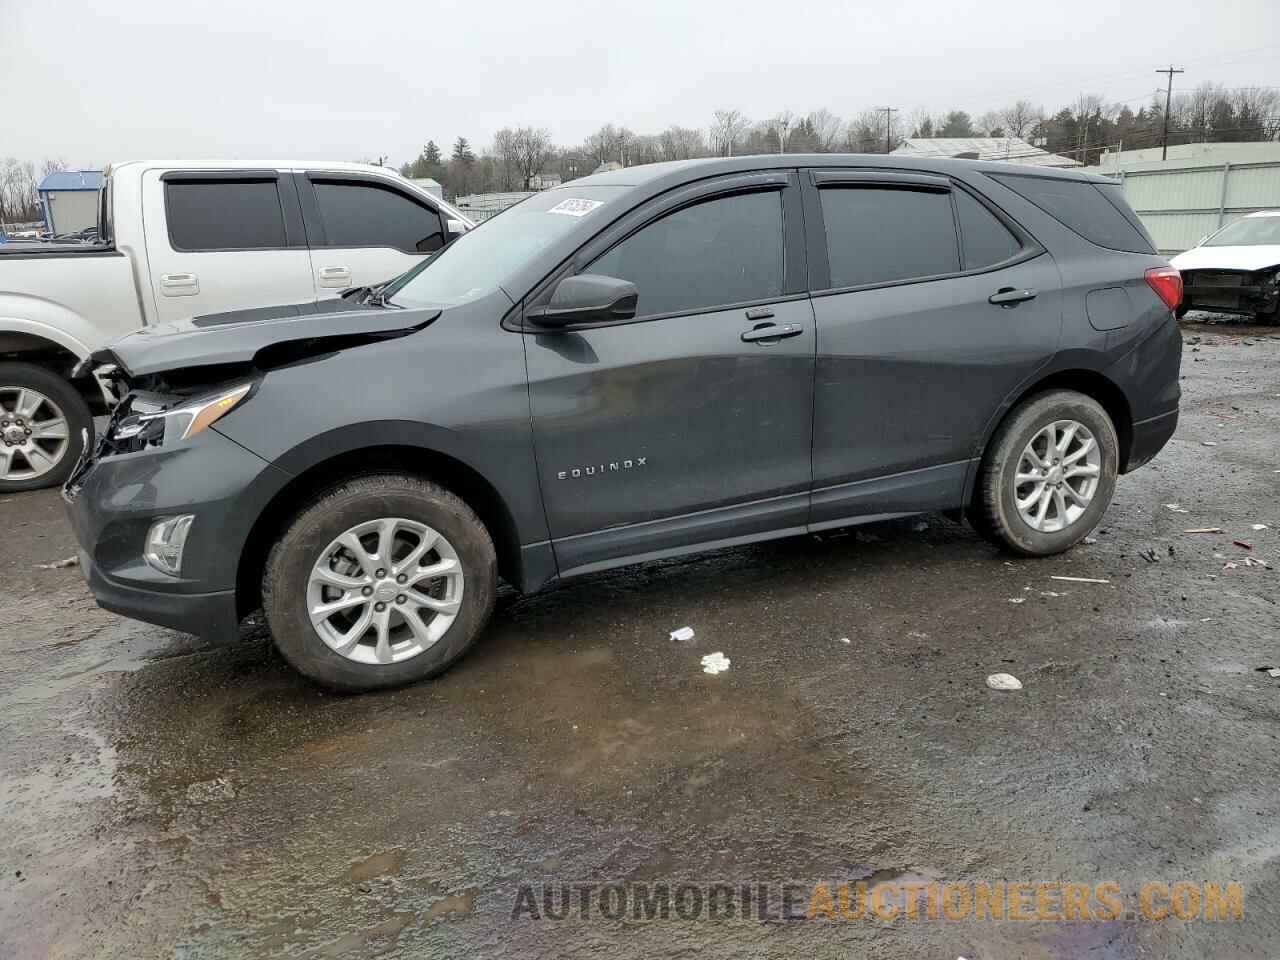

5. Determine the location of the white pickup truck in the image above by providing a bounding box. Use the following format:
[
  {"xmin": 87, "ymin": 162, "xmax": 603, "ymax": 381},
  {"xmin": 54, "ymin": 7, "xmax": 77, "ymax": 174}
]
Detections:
[{"xmin": 0, "ymin": 160, "xmax": 472, "ymax": 491}]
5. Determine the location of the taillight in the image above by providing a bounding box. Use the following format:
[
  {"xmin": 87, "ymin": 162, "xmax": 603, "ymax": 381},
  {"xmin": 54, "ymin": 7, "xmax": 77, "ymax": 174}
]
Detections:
[{"xmin": 1145, "ymin": 266, "xmax": 1183, "ymax": 312}]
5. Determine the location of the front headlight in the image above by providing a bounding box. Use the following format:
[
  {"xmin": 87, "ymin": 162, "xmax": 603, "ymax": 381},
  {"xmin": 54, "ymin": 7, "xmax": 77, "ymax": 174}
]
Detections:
[{"xmin": 108, "ymin": 382, "xmax": 255, "ymax": 451}]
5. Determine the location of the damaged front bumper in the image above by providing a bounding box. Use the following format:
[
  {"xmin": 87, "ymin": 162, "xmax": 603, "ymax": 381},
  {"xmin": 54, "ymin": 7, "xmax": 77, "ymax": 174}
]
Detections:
[
  {"xmin": 1180, "ymin": 268, "xmax": 1280, "ymax": 317},
  {"xmin": 63, "ymin": 424, "xmax": 289, "ymax": 644}
]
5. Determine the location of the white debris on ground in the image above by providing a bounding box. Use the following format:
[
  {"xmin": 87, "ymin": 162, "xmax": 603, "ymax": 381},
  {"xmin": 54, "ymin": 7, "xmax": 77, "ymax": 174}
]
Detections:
[
  {"xmin": 1164, "ymin": 503, "xmax": 1190, "ymax": 514},
  {"xmin": 35, "ymin": 556, "xmax": 79, "ymax": 570},
  {"xmin": 838, "ymin": 637, "xmax": 851, "ymax": 644},
  {"xmin": 1051, "ymin": 575, "xmax": 1110, "ymax": 584},
  {"xmin": 1252, "ymin": 523, "xmax": 1269, "ymax": 531},
  {"xmin": 986, "ymin": 673, "xmax": 1023, "ymax": 691},
  {"xmin": 700, "ymin": 652, "xmax": 731, "ymax": 675},
  {"xmin": 185, "ymin": 778, "xmax": 236, "ymax": 803},
  {"xmin": 669, "ymin": 626, "xmax": 695, "ymax": 642},
  {"xmin": 1008, "ymin": 598, "xmax": 1025, "ymax": 604}
]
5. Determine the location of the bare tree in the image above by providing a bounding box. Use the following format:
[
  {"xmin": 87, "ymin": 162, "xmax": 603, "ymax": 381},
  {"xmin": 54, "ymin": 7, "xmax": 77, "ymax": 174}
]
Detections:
[
  {"xmin": 710, "ymin": 109, "xmax": 749, "ymax": 157},
  {"xmin": 807, "ymin": 109, "xmax": 844, "ymax": 152},
  {"xmin": 766, "ymin": 111, "xmax": 796, "ymax": 153},
  {"xmin": 999, "ymin": 100, "xmax": 1044, "ymax": 140},
  {"xmin": 489, "ymin": 128, "xmax": 521, "ymax": 190},
  {"xmin": 844, "ymin": 110, "xmax": 885, "ymax": 152},
  {"xmin": 657, "ymin": 126, "xmax": 707, "ymax": 160},
  {"xmin": 583, "ymin": 124, "xmax": 635, "ymax": 168},
  {"xmin": 0, "ymin": 158, "xmax": 38, "ymax": 225},
  {"xmin": 511, "ymin": 127, "xmax": 554, "ymax": 190}
]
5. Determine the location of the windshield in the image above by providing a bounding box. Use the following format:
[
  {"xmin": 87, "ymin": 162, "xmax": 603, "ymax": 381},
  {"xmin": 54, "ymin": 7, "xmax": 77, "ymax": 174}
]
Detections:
[
  {"xmin": 387, "ymin": 187, "xmax": 628, "ymax": 308},
  {"xmin": 1204, "ymin": 216, "xmax": 1280, "ymax": 247}
]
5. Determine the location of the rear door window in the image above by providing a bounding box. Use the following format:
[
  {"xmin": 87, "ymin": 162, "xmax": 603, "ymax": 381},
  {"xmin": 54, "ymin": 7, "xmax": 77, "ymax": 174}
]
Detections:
[
  {"xmin": 818, "ymin": 186, "xmax": 960, "ymax": 288},
  {"xmin": 588, "ymin": 190, "xmax": 785, "ymax": 318},
  {"xmin": 988, "ymin": 173, "xmax": 1155, "ymax": 254},
  {"xmin": 955, "ymin": 190, "xmax": 1022, "ymax": 270},
  {"xmin": 165, "ymin": 179, "xmax": 287, "ymax": 251},
  {"xmin": 312, "ymin": 180, "xmax": 447, "ymax": 253}
]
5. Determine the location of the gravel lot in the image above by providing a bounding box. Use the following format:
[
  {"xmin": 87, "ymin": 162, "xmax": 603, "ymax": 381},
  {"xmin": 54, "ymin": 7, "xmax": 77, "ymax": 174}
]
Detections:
[{"xmin": 2, "ymin": 315, "xmax": 1278, "ymax": 959}]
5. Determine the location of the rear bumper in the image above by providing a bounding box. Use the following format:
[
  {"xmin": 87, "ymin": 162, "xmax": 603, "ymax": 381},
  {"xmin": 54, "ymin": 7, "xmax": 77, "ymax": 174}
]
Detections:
[{"xmin": 1125, "ymin": 408, "xmax": 1178, "ymax": 473}]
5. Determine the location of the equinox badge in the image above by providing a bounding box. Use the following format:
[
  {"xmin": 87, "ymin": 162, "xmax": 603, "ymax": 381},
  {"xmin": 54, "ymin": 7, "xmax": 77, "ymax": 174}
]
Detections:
[{"xmin": 557, "ymin": 457, "xmax": 647, "ymax": 480}]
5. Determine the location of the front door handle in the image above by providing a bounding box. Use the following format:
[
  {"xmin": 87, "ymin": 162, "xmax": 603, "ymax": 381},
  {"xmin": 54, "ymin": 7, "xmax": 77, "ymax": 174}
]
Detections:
[
  {"xmin": 741, "ymin": 322, "xmax": 803, "ymax": 343},
  {"xmin": 318, "ymin": 266, "xmax": 352, "ymax": 288},
  {"xmin": 989, "ymin": 287, "xmax": 1038, "ymax": 307}
]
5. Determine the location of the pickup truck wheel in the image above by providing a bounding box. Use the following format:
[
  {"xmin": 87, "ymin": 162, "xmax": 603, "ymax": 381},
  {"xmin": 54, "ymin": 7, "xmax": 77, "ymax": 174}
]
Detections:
[
  {"xmin": 263, "ymin": 474, "xmax": 497, "ymax": 692},
  {"xmin": 0, "ymin": 363, "xmax": 92, "ymax": 493},
  {"xmin": 977, "ymin": 390, "xmax": 1118, "ymax": 556}
]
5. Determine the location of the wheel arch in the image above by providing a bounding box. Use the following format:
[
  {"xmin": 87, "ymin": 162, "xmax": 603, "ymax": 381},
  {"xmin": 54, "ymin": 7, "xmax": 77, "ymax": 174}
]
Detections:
[
  {"xmin": 0, "ymin": 328, "xmax": 108, "ymax": 413},
  {"xmin": 967, "ymin": 368, "xmax": 1134, "ymax": 513},
  {"xmin": 235, "ymin": 444, "xmax": 525, "ymax": 619}
]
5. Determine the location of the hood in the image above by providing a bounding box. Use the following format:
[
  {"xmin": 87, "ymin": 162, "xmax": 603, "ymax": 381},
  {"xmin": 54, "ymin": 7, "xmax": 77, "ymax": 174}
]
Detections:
[
  {"xmin": 1170, "ymin": 244, "xmax": 1280, "ymax": 273},
  {"xmin": 82, "ymin": 301, "xmax": 441, "ymax": 379}
]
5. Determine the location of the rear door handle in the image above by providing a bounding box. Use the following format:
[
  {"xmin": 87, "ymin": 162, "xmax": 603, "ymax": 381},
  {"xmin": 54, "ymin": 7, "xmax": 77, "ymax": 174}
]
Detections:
[
  {"xmin": 741, "ymin": 322, "xmax": 803, "ymax": 343},
  {"xmin": 159, "ymin": 273, "xmax": 199, "ymax": 297},
  {"xmin": 318, "ymin": 266, "xmax": 352, "ymax": 288},
  {"xmin": 989, "ymin": 287, "xmax": 1038, "ymax": 306}
]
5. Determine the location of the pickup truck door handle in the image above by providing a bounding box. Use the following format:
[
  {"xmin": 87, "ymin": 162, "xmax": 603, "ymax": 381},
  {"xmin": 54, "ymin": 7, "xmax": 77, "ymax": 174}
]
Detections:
[
  {"xmin": 159, "ymin": 273, "xmax": 199, "ymax": 297},
  {"xmin": 318, "ymin": 266, "xmax": 352, "ymax": 288},
  {"xmin": 741, "ymin": 322, "xmax": 803, "ymax": 343},
  {"xmin": 989, "ymin": 287, "xmax": 1038, "ymax": 306}
]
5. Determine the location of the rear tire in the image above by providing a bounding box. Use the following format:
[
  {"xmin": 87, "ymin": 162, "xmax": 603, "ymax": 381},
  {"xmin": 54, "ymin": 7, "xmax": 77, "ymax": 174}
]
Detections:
[
  {"xmin": 1254, "ymin": 305, "xmax": 1280, "ymax": 326},
  {"xmin": 975, "ymin": 390, "xmax": 1118, "ymax": 556},
  {"xmin": 263, "ymin": 474, "xmax": 496, "ymax": 692},
  {"xmin": 0, "ymin": 362, "xmax": 93, "ymax": 493}
]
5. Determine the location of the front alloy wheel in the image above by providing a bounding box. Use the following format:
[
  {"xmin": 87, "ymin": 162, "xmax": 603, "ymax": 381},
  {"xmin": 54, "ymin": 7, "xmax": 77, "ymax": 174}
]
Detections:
[
  {"xmin": 264, "ymin": 474, "xmax": 496, "ymax": 691},
  {"xmin": 307, "ymin": 518, "xmax": 465, "ymax": 665}
]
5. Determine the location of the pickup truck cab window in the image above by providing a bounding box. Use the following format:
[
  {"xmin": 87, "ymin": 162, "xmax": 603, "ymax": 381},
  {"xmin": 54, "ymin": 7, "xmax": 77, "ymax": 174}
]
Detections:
[
  {"xmin": 165, "ymin": 178, "xmax": 289, "ymax": 252},
  {"xmin": 311, "ymin": 180, "xmax": 446, "ymax": 254},
  {"xmin": 586, "ymin": 190, "xmax": 785, "ymax": 319}
]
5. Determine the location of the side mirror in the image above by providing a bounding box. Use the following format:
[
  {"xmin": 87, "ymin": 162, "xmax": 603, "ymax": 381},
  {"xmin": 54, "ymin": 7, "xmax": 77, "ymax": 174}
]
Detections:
[
  {"xmin": 529, "ymin": 274, "xmax": 638, "ymax": 327},
  {"xmin": 446, "ymin": 218, "xmax": 467, "ymax": 236}
]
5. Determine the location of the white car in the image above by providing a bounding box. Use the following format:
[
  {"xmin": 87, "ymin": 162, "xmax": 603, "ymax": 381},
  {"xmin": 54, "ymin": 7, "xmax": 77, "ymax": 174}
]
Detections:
[
  {"xmin": 0, "ymin": 160, "xmax": 472, "ymax": 491},
  {"xmin": 1169, "ymin": 210, "xmax": 1280, "ymax": 323}
]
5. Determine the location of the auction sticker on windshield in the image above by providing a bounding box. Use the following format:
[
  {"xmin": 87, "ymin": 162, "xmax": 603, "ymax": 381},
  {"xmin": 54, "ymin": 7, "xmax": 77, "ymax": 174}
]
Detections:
[{"xmin": 547, "ymin": 198, "xmax": 604, "ymax": 217}]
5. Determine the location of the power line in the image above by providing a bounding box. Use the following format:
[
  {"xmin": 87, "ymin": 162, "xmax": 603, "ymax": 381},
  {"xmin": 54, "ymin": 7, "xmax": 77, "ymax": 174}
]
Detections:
[{"xmin": 1156, "ymin": 65, "xmax": 1186, "ymax": 160}]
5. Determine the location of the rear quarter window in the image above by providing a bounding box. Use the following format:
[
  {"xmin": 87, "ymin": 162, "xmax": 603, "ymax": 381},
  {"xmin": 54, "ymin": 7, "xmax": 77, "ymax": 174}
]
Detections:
[{"xmin": 988, "ymin": 173, "xmax": 1155, "ymax": 254}]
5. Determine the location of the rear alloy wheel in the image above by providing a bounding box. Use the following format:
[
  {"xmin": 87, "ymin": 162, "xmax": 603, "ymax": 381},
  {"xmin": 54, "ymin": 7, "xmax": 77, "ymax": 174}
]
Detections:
[
  {"xmin": 263, "ymin": 474, "xmax": 496, "ymax": 691},
  {"xmin": 976, "ymin": 390, "xmax": 1118, "ymax": 556},
  {"xmin": 0, "ymin": 363, "xmax": 93, "ymax": 493}
]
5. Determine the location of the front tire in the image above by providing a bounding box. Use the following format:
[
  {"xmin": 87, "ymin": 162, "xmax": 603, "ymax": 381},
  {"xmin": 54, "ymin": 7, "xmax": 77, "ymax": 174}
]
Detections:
[
  {"xmin": 0, "ymin": 362, "xmax": 93, "ymax": 493},
  {"xmin": 975, "ymin": 390, "xmax": 1119, "ymax": 556},
  {"xmin": 263, "ymin": 474, "xmax": 496, "ymax": 691}
]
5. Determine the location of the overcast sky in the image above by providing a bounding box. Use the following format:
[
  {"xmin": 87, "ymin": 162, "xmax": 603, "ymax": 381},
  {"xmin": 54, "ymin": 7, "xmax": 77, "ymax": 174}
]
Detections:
[{"xmin": 1, "ymin": 0, "xmax": 1277, "ymax": 169}]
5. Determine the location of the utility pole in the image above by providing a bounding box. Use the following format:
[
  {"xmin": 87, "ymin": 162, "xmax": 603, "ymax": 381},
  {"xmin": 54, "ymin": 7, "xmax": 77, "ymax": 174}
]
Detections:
[
  {"xmin": 880, "ymin": 107, "xmax": 898, "ymax": 153},
  {"xmin": 1156, "ymin": 65, "xmax": 1184, "ymax": 161}
]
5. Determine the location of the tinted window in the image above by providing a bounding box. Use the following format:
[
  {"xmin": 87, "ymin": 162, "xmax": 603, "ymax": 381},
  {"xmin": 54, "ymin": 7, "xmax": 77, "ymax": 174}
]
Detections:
[
  {"xmin": 166, "ymin": 179, "xmax": 286, "ymax": 251},
  {"xmin": 313, "ymin": 181, "xmax": 445, "ymax": 253},
  {"xmin": 956, "ymin": 190, "xmax": 1022, "ymax": 270},
  {"xmin": 989, "ymin": 173, "xmax": 1156, "ymax": 254},
  {"xmin": 588, "ymin": 191, "xmax": 784, "ymax": 317},
  {"xmin": 820, "ymin": 187, "xmax": 960, "ymax": 288}
]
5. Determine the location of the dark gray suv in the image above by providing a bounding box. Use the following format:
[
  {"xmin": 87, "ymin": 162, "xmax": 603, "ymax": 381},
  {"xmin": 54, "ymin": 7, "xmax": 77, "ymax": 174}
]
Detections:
[{"xmin": 65, "ymin": 155, "xmax": 1183, "ymax": 690}]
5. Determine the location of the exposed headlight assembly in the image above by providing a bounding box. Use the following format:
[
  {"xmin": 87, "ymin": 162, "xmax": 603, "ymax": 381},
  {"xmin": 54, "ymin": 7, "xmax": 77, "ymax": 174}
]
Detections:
[{"xmin": 108, "ymin": 382, "xmax": 255, "ymax": 451}]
